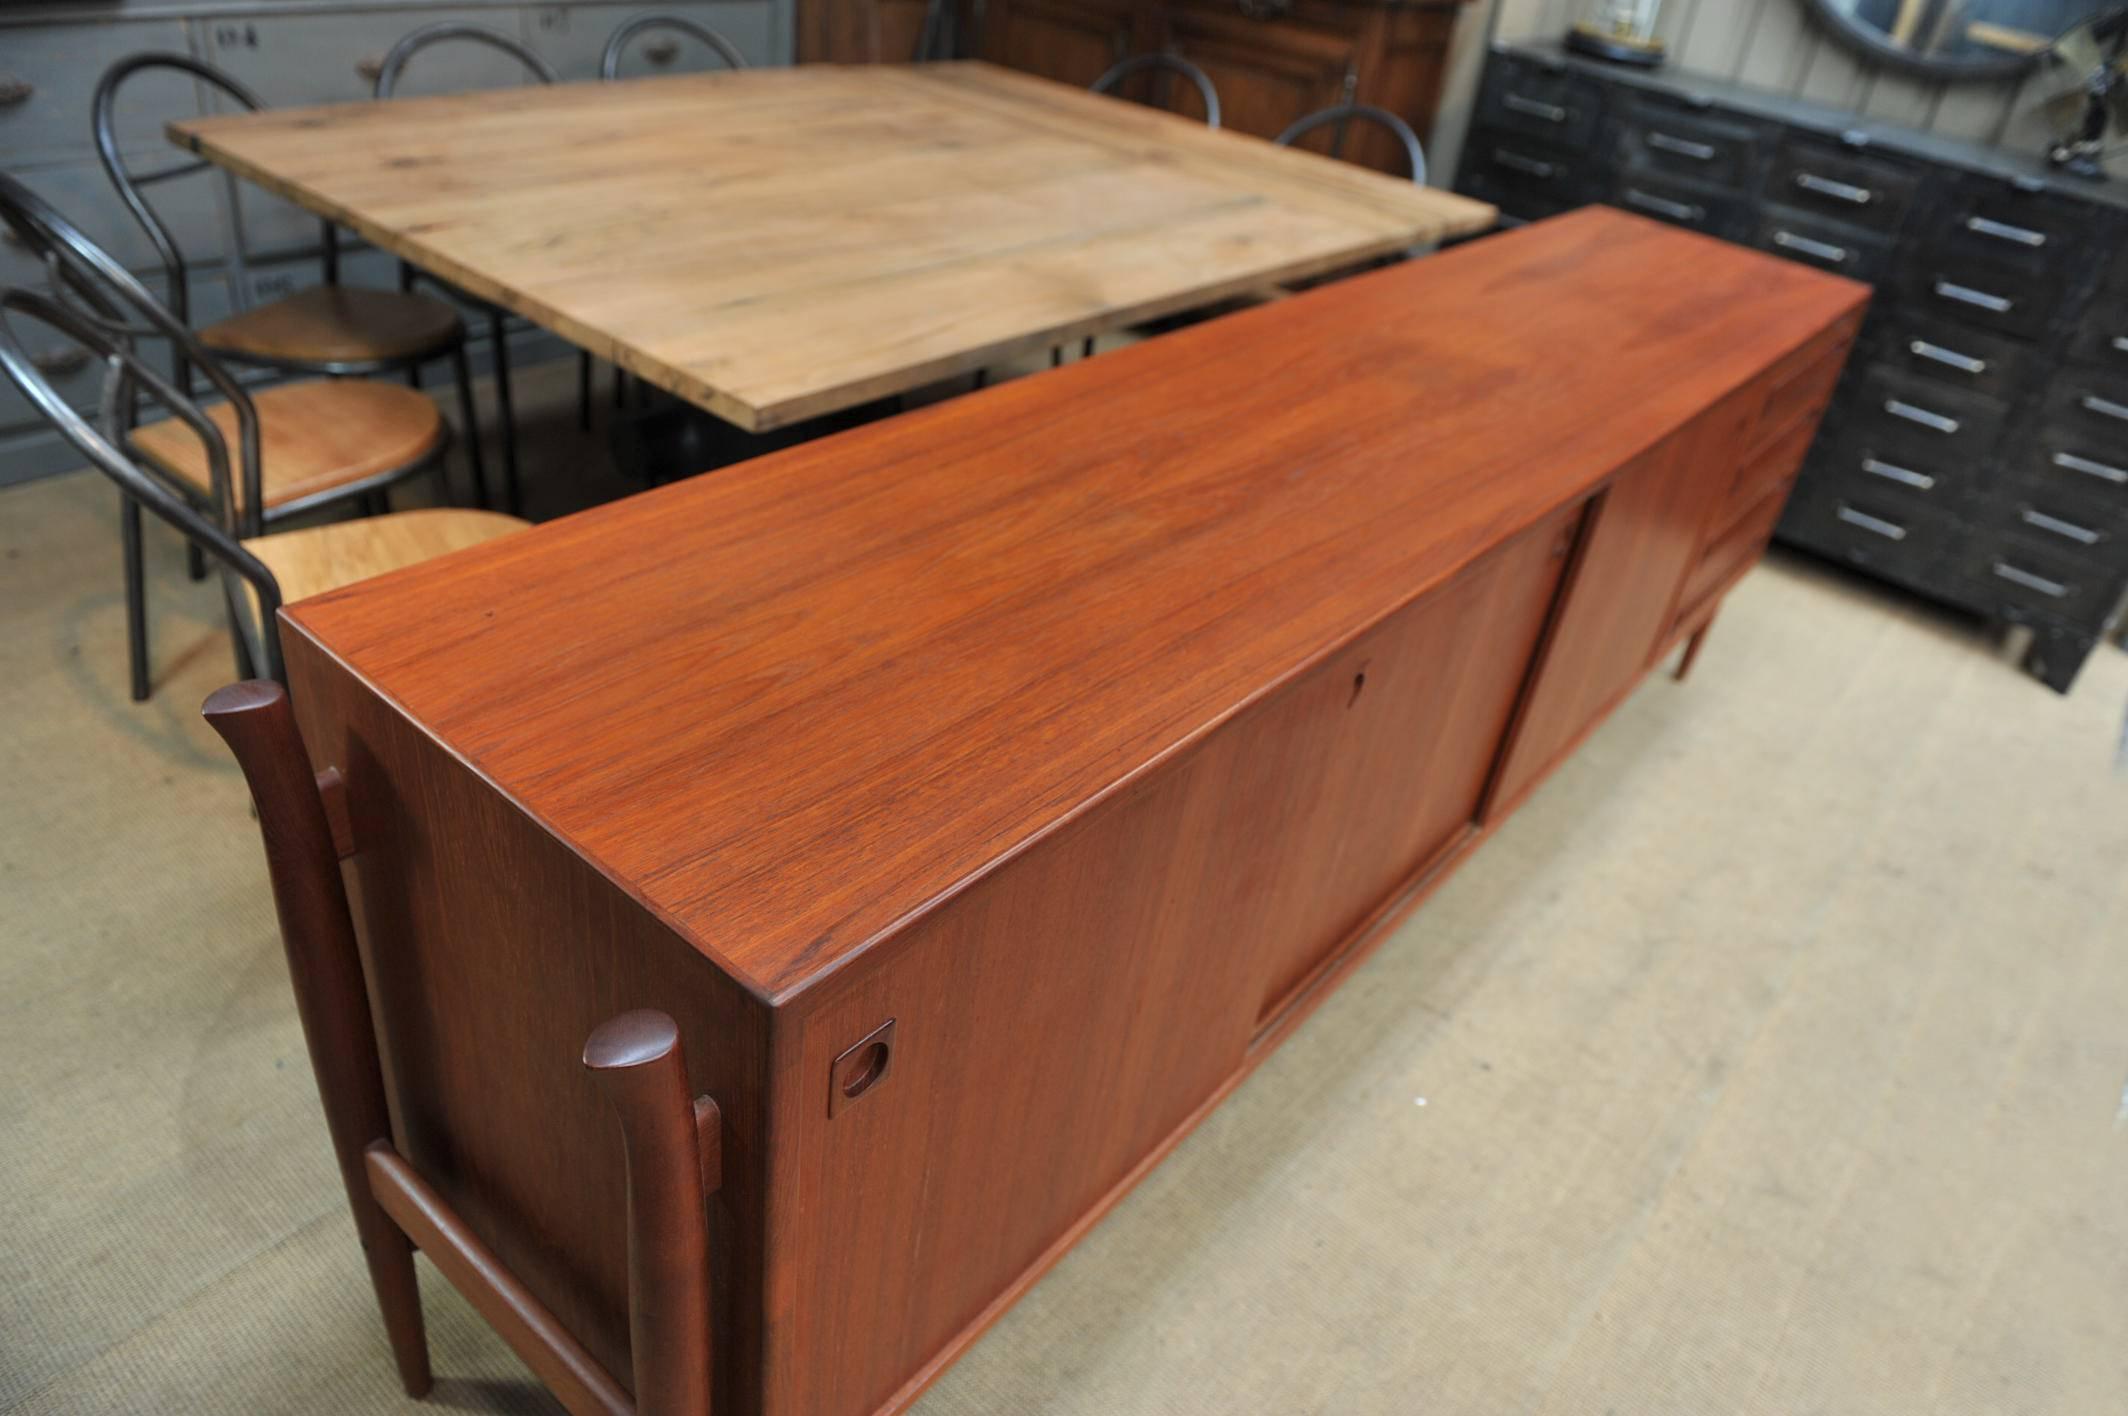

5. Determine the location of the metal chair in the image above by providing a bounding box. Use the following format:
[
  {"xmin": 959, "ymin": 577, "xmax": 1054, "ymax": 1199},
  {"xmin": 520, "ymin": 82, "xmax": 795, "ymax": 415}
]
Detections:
[
  {"xmin": 1090, "ymin": 53, "xmax": 1222, "ymax": 129},
  {"xmin": 1276, "ymin": 102, "xmax": 1428, "ymax": 186},
  {"xmin": 0, "ymin": 287, "xmax": 523, "ymax": 688},
  {"xmin": 599, "ymin": 12, "xmax": 750, "ymax": 78},
  {"xmin": 373, "ymin": 22, "xmax": 566, "ymax": 512},
  {"xmin": 0, "ymin": 174, "xmax": 476, "ymax": 699},
  {"xmin": 93, "ymin": 54, "xmax": 486, "ymax": 504},
  {"xmin": 593, "ymin": 13, "xmax": 749, "ymax": 417}
]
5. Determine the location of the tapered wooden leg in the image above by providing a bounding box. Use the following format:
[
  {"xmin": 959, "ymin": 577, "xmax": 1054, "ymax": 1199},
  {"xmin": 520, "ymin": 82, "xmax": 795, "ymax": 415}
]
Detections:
[
  {"xmin": 202, "ymin": 681, "xmax": 431, "ymax": 1397},
  {"xmin": 584, "ymin": 1010, "xmax": 714, "ymax": 1416},
  {"xmin": 1674, "ymin": 612, "xmax": 1715, "ymax": 682}
]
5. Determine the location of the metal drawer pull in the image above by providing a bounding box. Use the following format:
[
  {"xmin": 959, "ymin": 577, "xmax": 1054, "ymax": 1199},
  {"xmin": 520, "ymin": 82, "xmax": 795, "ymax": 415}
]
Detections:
[
  {"xmin": 1503, "ymin": 92, "xmax": 1568, "ymax": 124},
  {"xmin": 1493, "ymin": 149, "xmax": 1557, "ymax": 179},
  {"xmin": 1647, "ymin": 131, "xmax": 1717, "ymax": 161},
  {"xmin": 1964, "ymin": 215, "xmax": 2045, "ymax": 248},
  {"xmin": 2053, "ymin": 450, "xmax": 2128, "ymax": 485},
  {"xmin": 1836, "ymin": 504, "xmax": 1907, "ymax": 540},
  {"xmin": 1992, "ymin": 561, "xmax": 2069, "ymax": 598},
  {"xmin": 1773, "ymin": 230, "xmax": 1848, "ymax": 264},
  {"xmin": 2020, "ymin": 508, "xmax": 2101, "ymax": 545},
  {"xmin": 1909, "ymin": 340, "xmax": 1985, "ymax": 375},
  {"xmin": 1794, "ymin": 171, "xmax": 1871, "ymax": 204},
  {"xmin": 1884, "ymin": 399, "xmax": 1959, "ymax": 434},
  {"xmin": 1625, "ymin": 189, "xmax": 1704, "ymax": 223},
  {"xmin": 1860, "ymin": 456, "xmax": 1934, "ymax": 490},
  {"xmin": 2078, "ymin": 393, "xmax": 2128, "ymax": 423},
  {"xmin": 1934, "ymin": 280, "xmax": 2012, "ymax": 313},
  {"xmin": 2112, "ymin": 335, "xmax": 2128, "ymax": 355}
]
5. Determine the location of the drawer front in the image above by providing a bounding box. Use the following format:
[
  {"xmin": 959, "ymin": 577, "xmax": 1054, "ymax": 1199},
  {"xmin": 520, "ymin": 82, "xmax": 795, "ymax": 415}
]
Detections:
[
  {"xmin": 2011, "ymin": 438, "xmax": 2128, "ymax": 527},
  {"xmin": 1781, "ymin": 483, "xmax": 1965, "ymax": 587},
  {"xmin": 1961, "ymin": 527, "xmax": 2122, "ymax": 627},
  {"xmin": 1611, "ymin": 95, "xmax": 1761, "ymax": 191},
  {"xmin": 1842, "ymin": 365, "xmax": 2008, "ymax": 470},
  {"xmin": 1751, "ymin": 208, "xmax": 1893, "ymax": 285},
  {"xmin": 1730, "ymin": 404, "xmax": 1820, "ymax": 511},
  {"xmin": 1750, "ymin": 332, "xmax": 1852, "ymax": 450},
  {"xmin": 2065, "ymin": 319, "xmax": 2128, "ymax": 373},
  {"xmin": 1989, "ymin": 486, "xmax": 2126, "ymax": 558},
  {"xmin": 527, "ymin": 1, "xmax": 784, "ymax": 79},
  {"xmin": 1926, "ymin": 173, "xmax": 2094, "ymax": 271},
  {"xmin": 1458, "ymin": 128, "xmax": 1599, "ymax": 222},
  {"xmin": 1899, "ymin": 249, "xmax": 2064, "ymax": 341},
  {"xmin": 1682, "ymin": 481, "xmax": 1788, "ymax": 613},
  {"xmin": 1869, "ymin": 312, "xmax": 2031, "ymax": 402},
  {"xmin": 1807, "ymin": 423, "xmax": 1977, "ymax": 518},
  {"xmin": 203, "ymin": 7, "xmax": 541, "ymax": 108},
  {"xmin": 1478, "ymin": 54, "xmax": 1604, "ymax": 149},
  {"xmin": 2042, "ymin": 369, "xmax": 2128, "ymax": 447},
  {"xmin": 1612, "ymin": 173, "xmax": 1749, "ymax": 240},
  {"xmin": 1763, "ymin": 134, "xmax": 1922, "ymax": 236},
  {"xmin": 0, "ymin": 19, "xmax": 196, "ymax": 164}
]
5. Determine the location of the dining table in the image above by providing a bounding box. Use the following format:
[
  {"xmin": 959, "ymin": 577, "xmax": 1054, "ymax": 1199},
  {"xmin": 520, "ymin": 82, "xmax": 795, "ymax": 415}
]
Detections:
[{"xmin": 167, "ymin": 60, "xmax": 1496, "ymax": 433}]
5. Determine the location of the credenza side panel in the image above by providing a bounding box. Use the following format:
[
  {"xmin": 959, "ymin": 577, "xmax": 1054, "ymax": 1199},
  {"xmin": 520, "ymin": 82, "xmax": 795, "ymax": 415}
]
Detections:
[
  {"xmin": 282, "ymin": 628, "xmax": 776, "ymax": 1415},
  {"xmin": 761, "ymin": 502, "xmax": 1584, "ymax": 1416}
]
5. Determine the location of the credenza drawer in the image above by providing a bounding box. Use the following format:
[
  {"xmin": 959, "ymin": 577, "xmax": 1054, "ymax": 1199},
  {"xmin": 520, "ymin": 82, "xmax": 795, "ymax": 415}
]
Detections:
[
  {"xmin": 1842, "ymin": 365, "xmax": 2008, "ymax": 470},
  {"xmin": 1783, "ymin": 484, "xmax": 1964, "ymax": 585},
  {"xmin": 1614, "ymin": 173, "xmax": 1750, "ymax": 240},
  {"xmin": 2065, "ymin": 321, "xmax": 2128, "ymax": 373},
  {"xmin": 1763, "ymin": 133, "xmax": 1923, "ymax": 236},
  {"xmin": 1870, "ymin": 312, "xmax": 2031, "ymax": 402},
  {"xmin": 1927, "ymin": 173, "xmax": 2094, "ymax": 271},
  {"xmin": 1681, "ymin": 481, "xmax": 1788, "ymax": 613},
  {"xmin": 2008, "ymin": 438, "xmax": 2128, "ymax": 527},
  {"xmin": 1899, "ymin": 248, "xmax": 2064, "ymax": 341},
  {"xmin": 1459, "ymin": 127, "xmax": 1600, "ymax": 221},
  {"xmin": 1751, "ymin": 208, "xmax": 1893, "ymax": 284},
  {"xmin": 1961, "ymin": 527, "xmax": 2119, "ymax": 625},
  {"xmin": 1612, "ymin": 94, "xmax": 1761, "ymax": 191}
]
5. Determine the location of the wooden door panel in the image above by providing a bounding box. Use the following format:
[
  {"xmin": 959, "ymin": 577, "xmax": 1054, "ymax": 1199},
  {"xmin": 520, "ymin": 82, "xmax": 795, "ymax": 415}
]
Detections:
[
  {"xmin": 1160, "ymin": 7, "xmax": 1358, "ymax": 140},
  {"xmin": 979, "ymin": 0, "xmax": 1137, "ymax": 87},
  {"xmin": 1489, "ymin": 396, "xmax": 1750, "ymax": 814}
]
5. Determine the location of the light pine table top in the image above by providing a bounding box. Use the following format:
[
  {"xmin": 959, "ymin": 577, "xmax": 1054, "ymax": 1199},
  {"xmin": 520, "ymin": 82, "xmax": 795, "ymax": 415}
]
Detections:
[{"xmin": 170, "ymin": 62, "xmax": 1496, "ymax": 432}]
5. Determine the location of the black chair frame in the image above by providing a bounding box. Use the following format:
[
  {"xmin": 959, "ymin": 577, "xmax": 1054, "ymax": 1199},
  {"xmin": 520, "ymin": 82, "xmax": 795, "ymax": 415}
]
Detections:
[
  {"xmin": 1090, "ymin": 52, "xmax": 1222, "ymax": 128},
  {"xmin": 1275, "ymin": 102, "xmax": 1429, "ymax": 186},
  {"xmin": 373, "ymin": 22, "xmax": 567, "ymax": 512},
  {"xmin": 599, "ymin": 12, "xmax": 750, "ymax": 78},
  {"xmin": 0, "ymin": 174, "xmax": 449, "ymax": 698},
  {"xmin": 94, "ymin": 53, "xmax": 486, "ymax": 498}
]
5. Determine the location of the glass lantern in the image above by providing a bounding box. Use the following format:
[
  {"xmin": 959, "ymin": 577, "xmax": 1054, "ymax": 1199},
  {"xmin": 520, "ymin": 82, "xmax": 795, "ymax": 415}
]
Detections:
[{"xmin": 1566, "ymin": 0, "xmax": 1667, "ymax": 67}]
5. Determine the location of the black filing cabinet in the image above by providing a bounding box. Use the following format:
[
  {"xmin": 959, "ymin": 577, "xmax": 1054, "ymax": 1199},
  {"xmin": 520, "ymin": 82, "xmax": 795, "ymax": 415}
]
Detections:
[{"xmin": 1457, "ymin": 40, "xmax": 2128, "ymax": 692}]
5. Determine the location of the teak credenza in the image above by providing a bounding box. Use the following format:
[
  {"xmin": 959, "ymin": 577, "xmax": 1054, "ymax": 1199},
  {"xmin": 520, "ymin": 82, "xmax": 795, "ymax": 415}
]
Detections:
[{"xmin": 210, "ymin": 208, "xmax": 1867, "ymax": 1416}]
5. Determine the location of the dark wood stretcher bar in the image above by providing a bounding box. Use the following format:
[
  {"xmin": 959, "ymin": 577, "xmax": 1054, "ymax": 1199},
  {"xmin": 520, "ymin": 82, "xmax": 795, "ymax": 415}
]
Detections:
[{"xmin": 207, "ymin": 207, "xmax": 1868, "ymax": 1416}]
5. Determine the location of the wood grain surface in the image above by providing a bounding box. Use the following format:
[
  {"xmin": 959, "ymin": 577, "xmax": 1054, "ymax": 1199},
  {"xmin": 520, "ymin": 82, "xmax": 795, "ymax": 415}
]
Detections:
[
  {"xmin": 168, "ymin": 61, "xmax": 1496, "ymax": 431},
  {"xmin": 281, "ymin": 208, "xmax": 1868, "ymax": 1007}
]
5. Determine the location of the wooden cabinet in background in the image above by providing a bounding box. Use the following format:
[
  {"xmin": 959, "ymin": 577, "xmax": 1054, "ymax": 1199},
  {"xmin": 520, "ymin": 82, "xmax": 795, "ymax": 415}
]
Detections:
[{"xmin": 801, "ymin": 0, "xmax": 1470, "ymax": 175}]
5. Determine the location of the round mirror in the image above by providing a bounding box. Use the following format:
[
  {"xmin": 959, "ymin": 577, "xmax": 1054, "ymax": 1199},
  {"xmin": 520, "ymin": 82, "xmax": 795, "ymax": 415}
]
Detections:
[{"xmin": 1805, "ymin": 0, "xmax": 2095, "ymax": 78}]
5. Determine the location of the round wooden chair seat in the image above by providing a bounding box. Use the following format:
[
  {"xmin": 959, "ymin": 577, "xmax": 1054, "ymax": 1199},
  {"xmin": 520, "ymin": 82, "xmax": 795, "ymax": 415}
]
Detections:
[
  {"xmin": 130, "ymin": 378, "xmax": 448, "ymax": 515},
  {"xmin": 243, "ymin": 508, "xmax": 528, "ymax": 607},
  {"xmin": 199, "ymin": 285, "xmax": 464, "ymax": 366}
]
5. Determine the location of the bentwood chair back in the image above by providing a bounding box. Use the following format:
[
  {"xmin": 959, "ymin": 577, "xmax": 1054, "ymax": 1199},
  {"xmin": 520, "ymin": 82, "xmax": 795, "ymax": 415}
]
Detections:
[
  {"xmin": 0, "ymin": 173, "xmax": 466, "ymax": 698},
  {"xmin": 1090, "ymin": 52, "xmax": 1222, "ymax": 129},
  {"xmin": 372, "ymin": 23, "xmax": 562, "ymax": 511},
  {"xmin": 1275, "ymin": 102, "xmax": 1429, "ymax": 186},
  {"xmin": 599, "ymin": 13, "xmax": 750, "ymax": 78},
  {"xmin": 92, "ymin": 53, "xmax": 481, "ymax": 502}
]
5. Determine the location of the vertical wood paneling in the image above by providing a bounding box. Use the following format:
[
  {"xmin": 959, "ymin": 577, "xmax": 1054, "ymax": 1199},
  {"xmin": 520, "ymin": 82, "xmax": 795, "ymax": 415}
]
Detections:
[{"xmin": 1472, "ymin": 0, "xmax": 2049, "ymax": 160}]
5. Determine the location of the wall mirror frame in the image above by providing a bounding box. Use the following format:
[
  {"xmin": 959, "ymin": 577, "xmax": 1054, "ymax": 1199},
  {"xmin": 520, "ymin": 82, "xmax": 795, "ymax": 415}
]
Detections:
[{"xmin": 1802, "ymin": 0, "xmax": 2095, "ymax": 79}]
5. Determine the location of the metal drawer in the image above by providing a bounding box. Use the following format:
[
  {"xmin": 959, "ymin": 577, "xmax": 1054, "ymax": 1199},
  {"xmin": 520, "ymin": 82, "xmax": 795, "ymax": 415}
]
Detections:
[
  {"xmin": 527, "ymin": 1, "xmax": 783, "ymax": 79},
  {"xmin": 1478, "ymin": 53, "xmax": 1604, "ymax": 150},
  {"xmin": 1899, "ymin": 248, "xmax": 2065, "ymax": 341},
  {"xmin": 2064, "ymin": 319, "xmax": 2128, "ymax": 375},
  {"xmin": 1927, "ymin": 173, "xmax": 2094, "ymax": 271},
  {"xmin": 1961, "ymin": 527, "xmax": 2122, "ymax": 629},
  {"xmin": 2005, "ymin": 437, "xmax": 2128, "ymax": 529},
  {"xmin": 1779, "ymin": 482, "xmax": 1965, "ymax": 588},
  {"xmin": 1750, "ymin": 208, "xmax": 1893, "ymax": 285},
  {"xmin": 1610, "ymin": 94, "xmax": 1761, "ymax": 192},
  {"xmin": 1840, "ymin": 365, "xmax": 2008, "ymax": 472},
  {"xmin": 202, "ymin": 7, "xmax": 541, "ymax": 109},
  {"xmin": 1763, "ymin": 134, "xmax": 1922, "ymax": 236},
  {"xmin": 1808, "ymin": 424, "xmax": 1978, "ymax": 517},
  {"xmin": 0, "ymin": 18, "xmax": 196, "ymax": 165},
  {"xmin": 1867, "ymin": 312, "xmax": 2031, "ymax": 402},
  {"xmin": 2042, "ymin": 368, "xmax": 2128, "ymax": 447},
  {"xmin": 1613, "ymin": 173, "xmax": 1748, "ymax": 240},
  {"xmin": 1457, "ymin": 128, "xmax": 1598, "ymax": 222}
]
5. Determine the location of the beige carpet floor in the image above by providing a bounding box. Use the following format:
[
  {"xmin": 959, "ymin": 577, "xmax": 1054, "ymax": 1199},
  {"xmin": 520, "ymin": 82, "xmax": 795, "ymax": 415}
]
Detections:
[{"xmin": 4, "ymin": 360, "xmax": 2126, "ymax": 1414}]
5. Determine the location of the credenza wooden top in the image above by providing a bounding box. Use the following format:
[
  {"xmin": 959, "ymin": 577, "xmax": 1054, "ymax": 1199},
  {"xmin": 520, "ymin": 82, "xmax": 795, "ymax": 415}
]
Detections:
[
  {"xmin": 285, "ymin": 209, "xmax": 1867, "ymax": 1003},
  {"xmin": 169, "ymin": 61, "xmax": 1495, "ymax": 432}
]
